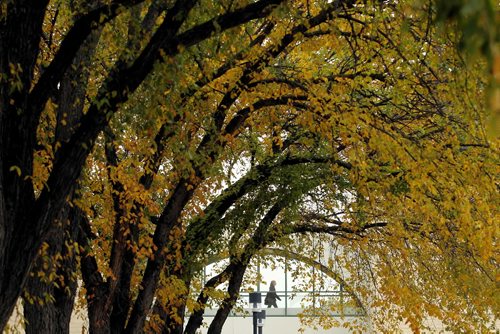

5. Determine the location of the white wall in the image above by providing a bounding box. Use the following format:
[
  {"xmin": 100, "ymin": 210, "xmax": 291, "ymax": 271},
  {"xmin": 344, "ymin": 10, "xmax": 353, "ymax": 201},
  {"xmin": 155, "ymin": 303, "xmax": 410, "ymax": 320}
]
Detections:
[{"xmin": 196, "ymin": 316, "xmax": 356, "ymax": 334}]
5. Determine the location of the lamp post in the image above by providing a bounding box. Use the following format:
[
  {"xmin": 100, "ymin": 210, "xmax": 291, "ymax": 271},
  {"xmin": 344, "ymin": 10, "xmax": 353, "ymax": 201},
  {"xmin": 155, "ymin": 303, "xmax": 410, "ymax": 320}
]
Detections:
[
  {"xmin": 249, "ymin": 292, "xmax": 263, "ymax": 334},
  {"xmin": 256, "ymin": 309, "xmax": 266, "ymax": 334}
]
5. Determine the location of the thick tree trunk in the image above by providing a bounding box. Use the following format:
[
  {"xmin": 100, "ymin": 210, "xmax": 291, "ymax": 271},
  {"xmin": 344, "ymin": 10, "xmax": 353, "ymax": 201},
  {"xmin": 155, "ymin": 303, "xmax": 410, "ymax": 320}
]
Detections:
[
  {"xmin": 24, "ymin": 276, "xmax": 78, "ymax": 334},
  {"xmin": 23, "ymin": 23, "xmax": 101, "ymax": 333},
  {"xmin": 23, "ymin": 221, "xmax": 79, "ymax": 334},
  {"xmin": 0, "ymin": 1, "xmax": 50, "ymax": 329}
]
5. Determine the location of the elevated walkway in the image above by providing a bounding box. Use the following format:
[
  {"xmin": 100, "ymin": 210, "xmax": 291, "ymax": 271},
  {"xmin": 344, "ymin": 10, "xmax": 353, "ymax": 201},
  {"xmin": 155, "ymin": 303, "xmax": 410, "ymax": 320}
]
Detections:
[{"xmin": 203, "ymin": 291, "xmax": 364, "ymax": 317}]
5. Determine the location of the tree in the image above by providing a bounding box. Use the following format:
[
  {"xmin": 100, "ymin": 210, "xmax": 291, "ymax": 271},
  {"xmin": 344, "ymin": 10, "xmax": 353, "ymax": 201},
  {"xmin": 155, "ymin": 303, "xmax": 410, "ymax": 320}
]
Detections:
[
  {"xmin": 433, "ymin": 0, "xmax": 499, "ymax": 138},
  {"xmin": 0, "ymin": 0, "xmax": 287, "ymax": 330},
  {"xmin": 0, "ymin": 0, "xmax": 497, "ymax": 333}
]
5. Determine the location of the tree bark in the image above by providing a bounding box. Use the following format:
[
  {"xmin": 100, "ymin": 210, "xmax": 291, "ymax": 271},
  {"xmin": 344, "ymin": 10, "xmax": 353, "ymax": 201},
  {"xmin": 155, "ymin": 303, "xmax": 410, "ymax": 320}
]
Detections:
[
  {"xmin": 23, "ymin": 208, "xmax": 80, "ymax": 334},
  {"xmin": 23, "ymin": 22, "xmax": 102, "ymax": 333},
  {"xmin": 0, "ymin": 1, "xmax": 50, "ymax": 328},
  {"xmin": 78, "ymin": 208, "xmax": 112, "ymax": 334}
]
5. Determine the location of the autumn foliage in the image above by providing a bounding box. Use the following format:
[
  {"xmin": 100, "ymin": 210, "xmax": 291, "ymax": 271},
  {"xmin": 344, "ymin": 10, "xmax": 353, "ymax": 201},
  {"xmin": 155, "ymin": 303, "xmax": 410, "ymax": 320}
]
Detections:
[{"xmin": 0, "ymin": 0, "xmax": 498, "ymax": 333}]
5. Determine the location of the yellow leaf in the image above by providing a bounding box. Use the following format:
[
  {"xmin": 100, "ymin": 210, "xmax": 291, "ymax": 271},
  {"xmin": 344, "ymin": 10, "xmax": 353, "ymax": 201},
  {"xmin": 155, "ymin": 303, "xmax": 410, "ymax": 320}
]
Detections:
[{"xmin": 9, "ymin": 165, "xmax": 21, "ymax": 176}]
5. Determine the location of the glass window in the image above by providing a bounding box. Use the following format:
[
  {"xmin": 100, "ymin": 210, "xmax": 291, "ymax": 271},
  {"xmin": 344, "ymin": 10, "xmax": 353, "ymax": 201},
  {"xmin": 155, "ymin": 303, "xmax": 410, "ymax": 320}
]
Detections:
[
  {"xmin": 202, "ymin": 252, "xmax": 356, "ymax": 317},
  {"xmin": 287, "ymin": 292, "xmax": 312, "ymax": 309},
  {"xmin": 259, "ymin": 257, "xmax": 286, "ymax": 293}
]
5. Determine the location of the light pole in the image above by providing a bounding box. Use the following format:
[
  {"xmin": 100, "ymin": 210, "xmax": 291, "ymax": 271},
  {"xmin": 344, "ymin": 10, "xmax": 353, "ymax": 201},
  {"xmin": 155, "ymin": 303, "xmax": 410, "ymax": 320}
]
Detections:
[
  {"xmin": 256, "ymin": 309, "xmax": 266, "ymax": 334},
  {"xmin": 249, "ymin": 292, "xmax": 263, "ymax": 334}
]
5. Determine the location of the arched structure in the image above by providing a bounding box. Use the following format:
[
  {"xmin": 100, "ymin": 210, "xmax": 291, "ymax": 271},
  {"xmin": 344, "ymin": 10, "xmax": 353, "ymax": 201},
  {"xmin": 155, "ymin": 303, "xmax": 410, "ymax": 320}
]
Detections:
[
  {"xmin": 201, "ymin": 247, "xmax": 365, "ymax": 318},
  {"xmin": 262, "ymin": 248, "xmax": 366, "ymax": 315}
]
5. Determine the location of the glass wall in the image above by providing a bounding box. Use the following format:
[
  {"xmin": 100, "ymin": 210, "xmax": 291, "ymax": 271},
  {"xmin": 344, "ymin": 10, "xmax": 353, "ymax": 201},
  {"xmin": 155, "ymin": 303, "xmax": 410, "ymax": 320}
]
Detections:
[{"xmin": 201, "ymin": 254, "xmax": 363, "ymax": 317}]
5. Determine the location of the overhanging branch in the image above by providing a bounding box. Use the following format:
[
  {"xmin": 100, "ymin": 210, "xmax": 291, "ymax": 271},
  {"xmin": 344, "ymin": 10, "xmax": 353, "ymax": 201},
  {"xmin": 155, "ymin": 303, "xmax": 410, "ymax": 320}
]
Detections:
[{"xmin": 29, "ymin": 0, "xmax": 147, "ymax": 122}]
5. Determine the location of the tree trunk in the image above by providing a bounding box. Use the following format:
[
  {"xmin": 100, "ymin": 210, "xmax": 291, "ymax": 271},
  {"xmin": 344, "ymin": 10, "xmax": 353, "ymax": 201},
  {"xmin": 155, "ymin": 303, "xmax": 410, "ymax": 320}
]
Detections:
[
  {"xmin": 87, "ymin": 288, "xmax": 112, "ymax": 334},
  {"xmin": 206, "ymin": 263, "xmax": 247, "ymax": 334},
  {"xmin": 23, "ymin": 24, "xmax": 102, "ymax": 333},
  {"xmin": 23, "ymin": 216, "xmax": 79, "ymax": 334},
  {"xmin": 109, "ymin": 223, "xmax": 140, "ymax": 334},
  {"xmin": 0, "ymin": 1, "xmax": 50, "ymax": 328},
  {"xmin": 184, "ymin": 265, "xmax": 234, "ymax": 334},
  {"xmin": 81, "ymin": 239, "xmax": 112, "ymax": 334}
]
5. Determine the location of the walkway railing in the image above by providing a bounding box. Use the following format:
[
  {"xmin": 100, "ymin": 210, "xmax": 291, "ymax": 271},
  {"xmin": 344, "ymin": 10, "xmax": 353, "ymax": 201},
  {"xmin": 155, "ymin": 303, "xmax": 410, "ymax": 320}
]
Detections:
[{"xmin": 203, "ymin": 290, "xmax": 364, "ymax": 317}]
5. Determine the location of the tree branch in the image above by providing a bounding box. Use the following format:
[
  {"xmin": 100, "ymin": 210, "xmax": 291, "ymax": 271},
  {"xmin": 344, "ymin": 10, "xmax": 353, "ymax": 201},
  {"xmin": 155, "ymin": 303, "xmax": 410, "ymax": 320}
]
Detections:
[{"xmin": 29, "ymin": 0, "xmax": 147, "ymax": 124}]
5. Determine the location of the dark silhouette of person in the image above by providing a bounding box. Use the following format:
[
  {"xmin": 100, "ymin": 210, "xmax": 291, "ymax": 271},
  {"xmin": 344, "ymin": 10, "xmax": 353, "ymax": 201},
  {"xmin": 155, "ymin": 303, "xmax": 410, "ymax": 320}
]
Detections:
[{"xmin": 264, "ymin": 280, "xmax": 281, "ymax": 308}]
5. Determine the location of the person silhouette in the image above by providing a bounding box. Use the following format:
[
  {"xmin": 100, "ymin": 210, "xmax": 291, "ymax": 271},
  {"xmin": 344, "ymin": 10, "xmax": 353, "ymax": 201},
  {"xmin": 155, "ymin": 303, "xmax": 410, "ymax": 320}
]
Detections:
[{"xmin": 264, "ymin": 280, "xmax": 281, "ymax": 308}]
